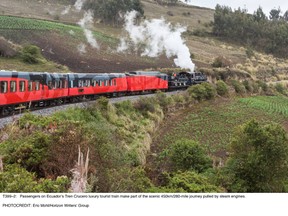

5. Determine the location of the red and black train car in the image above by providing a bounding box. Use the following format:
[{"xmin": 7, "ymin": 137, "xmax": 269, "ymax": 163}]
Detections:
[{"xmin": 0, "ymin": 70, "xmax": 169, "ymax": 115}]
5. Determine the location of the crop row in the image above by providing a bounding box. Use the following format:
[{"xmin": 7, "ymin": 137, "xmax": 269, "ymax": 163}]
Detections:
[
  {"xmin": 239, "ymin": 96, "xmax": 288, "ymax": 117},
  {"xmin": 0, "ymin": 15, "xmax": 80, "ymax": 31},
  {"xmin": 157, "ymin": 97, "xmax": 287, "ymax": 156},
  {"xmin": 0, "ymin": 15, "xmax": 117, "ymax": 44}
]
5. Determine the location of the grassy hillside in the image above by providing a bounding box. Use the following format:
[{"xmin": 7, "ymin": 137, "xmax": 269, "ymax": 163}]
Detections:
[
  {"xmin": 0, "ymin": 0, "xmax": 287, "ymax": 80},
  {"xmin": 1, "ymin": 80, "xmax": 288, "ymax": 192}
]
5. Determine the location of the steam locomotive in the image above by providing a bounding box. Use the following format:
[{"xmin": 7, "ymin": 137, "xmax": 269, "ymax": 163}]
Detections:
[{"xmin": 0, "ymin": 70, "xmax": 206, "ymax": 115}]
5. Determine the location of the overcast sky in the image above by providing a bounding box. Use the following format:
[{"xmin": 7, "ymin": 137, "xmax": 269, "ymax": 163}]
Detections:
[{"xmin": 180, "ymin": 0, "xmax": 288, "ymax": 15}]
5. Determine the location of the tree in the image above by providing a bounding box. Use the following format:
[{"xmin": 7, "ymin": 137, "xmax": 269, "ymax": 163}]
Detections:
[
  {"xmin": 269, "ymin": 8, "xmax": 281, "ymax": 20},
  {"xmin": 253, "ymin": 7, "xmax": 267, "ymax": 22},
  {"xmin": 83, "ymin": 0, "xmax": 144, "ymax": 24},
  {"xmin": 226, "ymin": 120, "xmax": 288, "ymax": 192},
  {"xmin": 283, "ymin": 10, "xmax": 288, "ymax": 21}
]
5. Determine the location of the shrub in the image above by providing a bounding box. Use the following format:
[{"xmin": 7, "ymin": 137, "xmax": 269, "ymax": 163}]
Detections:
[
  {"xmin": 226, "ymin": 120, "xmax": 288, "ymax": 192},
  {"xmin": 1, "ymin": 131, "xmax": 51, "ymax": 176},
  {"xmin": 212, "ymin": 56, "xmax": 232, "ymax": 68},
  {"xmin": 188, "ymin": 82, "xmax": 216, "ymax": 101},
  {"xmin": 242, "ymin": 80, "xmax": 253, "ymax": 93},
  {"xmin": 245, "ymin": 47, "xmax": 254, "ymax": 58},
  {"xmin": 231, "ymin": 80, "xmax": 246, "ymax": 94},
  {"xmin": 167, "ymin": 11, "xmax": 174, "ymax": 16},
  {"xmin": 0, "ymin": 164, "xmax": 70, "ymax": 193},
  {"xmin": 251, "ymin": 81, "xmax": 260, "ymax": 93},
  {"xmin": 216, "ymin": 80, "xmax": 229, "ymax": 96},
  {"xmin": 134, "ymin": 97, "xmax": 157, "ymax": 117},
  {"xmin": 149, "ymin": 171, "xmax": 223, "ymax": 193},
  {"xmin": 275, "ymin": 83, "xmax": 285, "ymax": 94},
  {"xmin": 0, "ymin": 164, "xmax": 38, "ymax": 192},
  {"xmin": 156, "ymin": 91, "xmax": 173, "ymax": 111},
  {"xmin": 107, "ymin": 167, "xmax": 153, "ymax": 192},
  {"xmin": 168, "ymin": 139, "xmax": 212, "ymax": 172},
  {"xmin": 21, "ymin": 44, "xmax": 44, "ymax": 64},
  {"xmin": 256, "ymin": 80, "xmax": 268, "ymax": 92},
  {"xmin": 35, "ymin": 176, "xmax": 70, "ymax": 193}
]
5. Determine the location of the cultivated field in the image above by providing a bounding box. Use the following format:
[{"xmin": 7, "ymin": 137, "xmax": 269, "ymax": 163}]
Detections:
[{"xmin": 151, "ymin": 96, "xmax": 288, "ymax": 160}]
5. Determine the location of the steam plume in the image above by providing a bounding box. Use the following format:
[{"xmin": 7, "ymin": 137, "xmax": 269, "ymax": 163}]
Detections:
[
  {"xmin": 118, "ymin": 11, "xmax": 195, "ymax": 72},
  {"xmin": 77, "ymin": 43, "xmax": 87, "ymax": 54},
  {"xmin": 74, "ymin": 0, "xmax": 86, "ymax": 11},
  {"xmin": 78, "ymin": 10, "xmax": 99, "ymax": 49}
]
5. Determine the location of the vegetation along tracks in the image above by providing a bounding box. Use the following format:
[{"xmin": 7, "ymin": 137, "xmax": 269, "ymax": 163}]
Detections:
[{"xmin": 0, "ymin": 91, "xmax": 180, "ymax": 129}]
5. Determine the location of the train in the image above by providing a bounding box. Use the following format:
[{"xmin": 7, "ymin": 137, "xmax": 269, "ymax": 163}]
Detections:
[{"xmin": 0, "ymin": 70, "xmax": 207, "ymax": 115}]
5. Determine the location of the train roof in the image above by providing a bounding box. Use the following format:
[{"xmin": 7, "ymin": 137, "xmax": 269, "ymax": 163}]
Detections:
[{"xmin": 127, "ymin": 71, "xmax": 166, "ymax": 76}]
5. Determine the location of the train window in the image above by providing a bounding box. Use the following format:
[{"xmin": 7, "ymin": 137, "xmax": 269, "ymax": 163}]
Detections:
[
  {"xmin": 35, "ymin": 81, "xmax": 40, "ymax": 91},
  {"xmin": 78, "ymin": 80, "xmax": 83, "ymax": 87},
  {"xmin": 109, "ymin": 80, "xmax": 113, "ymax": 86},
  {"xmin": 58, "ymin": 80, "xmax": 63, "ymax": 89},
  {"xmin": 92, "ymin": 80, "xmax": 96, "ymax": 87},
  {"xmin": 99, "ymin": 80, "xmax": 102, "ymax": 87},
  {"xmin": 114, "ymin": 80, "xmax": 117, "ymax": 86},
  {"xmin": 63, "ymin": 80, "xmax": 68, "ymax": 88},
  {"xmin": 104, "ymin": 80, "xmax": 108, "ymax": 86},
  {"xmin": 28, "ymin": 81, "xmax": 33, "ymax": 91},
  {"xmin": 53, "ymin": 80, "xmax": 58, "ymax": 89},
  {"xmin": 10, "ymin": 81, "xmax": 17, "ymax": 93},
  {"xmin": 48, "ymin": 81, "xmax": 53, "ymax": 90},
  {"xmin": 84, "ymin": 80, "xmax": 90, "ymax": 87},
  {"xmin": 0, "ymin": 81, "xmax": 8, "ymax": 93},
  {"xmin": 19, "ymin": 81, "xmax": 25, "ymax": 92}
]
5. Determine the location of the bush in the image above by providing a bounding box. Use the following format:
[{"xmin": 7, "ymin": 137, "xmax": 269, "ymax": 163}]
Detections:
[
  {"xmin": 155, "ymin": 91, "xmax": 173, "ymax": 111},
  {"xmin": 149, "ymin": 171, "xmax": 223, "ymax": 193},
  {"xmin": 251, "ymin": 81, "xmax": 260, "ymax": 93},
  {"xmin": 1, "ymin": 132, "xmax": 51, "ymax": 176},
  {"xmin": 226, "ymin": 120, "xmax": 288, "ymax": 192},
  {"xmin": 107, "ymin": 167, "xmax": 153, "ymax": 192},
  {"xmin": 168, "ymin": 139, "xmax": 212, "ymax": 172},
  {"xmin": 212, "ymin": 56, "xmax": 232, "ymax": 68},
  {"xmin": 242, "ymin": 80, "xmax": 253, "ymax": 93},
  {"xmin": 188, "ymin": 82, "xmax": 216, "ymax": 101},
  {"xmin": 216, "ymin": 80, "xmax": 229, "ymax": 96},
  {"xmin": 21, "ymin": 44, "xmax": 44, "ymax": 64},
  {"xmin": 245, "ymin": 47, "xmax": 254, "ymax": 58},
  {"xmin": 0, "ymin": 164, "xmax": 69, "ymax": 192},
  {"xmin": 231, "ymin": 80, "xmax": 246, "ymax": 94},
  {"xmin": 275, "ymin": 83, "xmax": 285, "ymax": 94},
  {"xmin": 256, "ymin": 80, "xmax": 268, "ymax": 92},
  {"xmin": 134, "ymin": 97, "xmax": 157, "ymax": 117}
]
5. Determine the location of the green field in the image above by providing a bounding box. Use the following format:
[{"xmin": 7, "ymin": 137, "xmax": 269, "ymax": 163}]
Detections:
[
  {"xmin": 0, "ymin": 15, "xmax": 117, "ymax": 43},
  {"xmin": 154, "ymin": 96, "xmax": 288, "ymax": 155},
  {"xmin": 0, "ymin": 15, "xmax": 79, "ymax": 31}
]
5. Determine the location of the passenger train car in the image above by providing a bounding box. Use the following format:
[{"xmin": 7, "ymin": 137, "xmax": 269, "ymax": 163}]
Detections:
[{"xmin": 0, "ymin": 70, "xmax": 206, "ymax": 115}]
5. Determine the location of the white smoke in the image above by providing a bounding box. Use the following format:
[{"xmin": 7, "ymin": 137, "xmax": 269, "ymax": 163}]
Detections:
[
  {"xmin": 118, "ymin": 11, "xmax": 195, "ymax": 72},
  {"xmin": 77, "ymin": 43, "xmax": 87, "ymax": 54},
  {"xmin": 74, "ymin": 0, "xmax": 86, "ymax": 11},
  {"xmin": 117, "ymin": 38, "xmax": 129, "ymax": 53},
  {"xmin": 61, "ymin": 5, "xmax": 71, "ymax": 15},
  {"xmin": 78, "ymin": 10, "xmax": 99, "ymax": 49}
]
